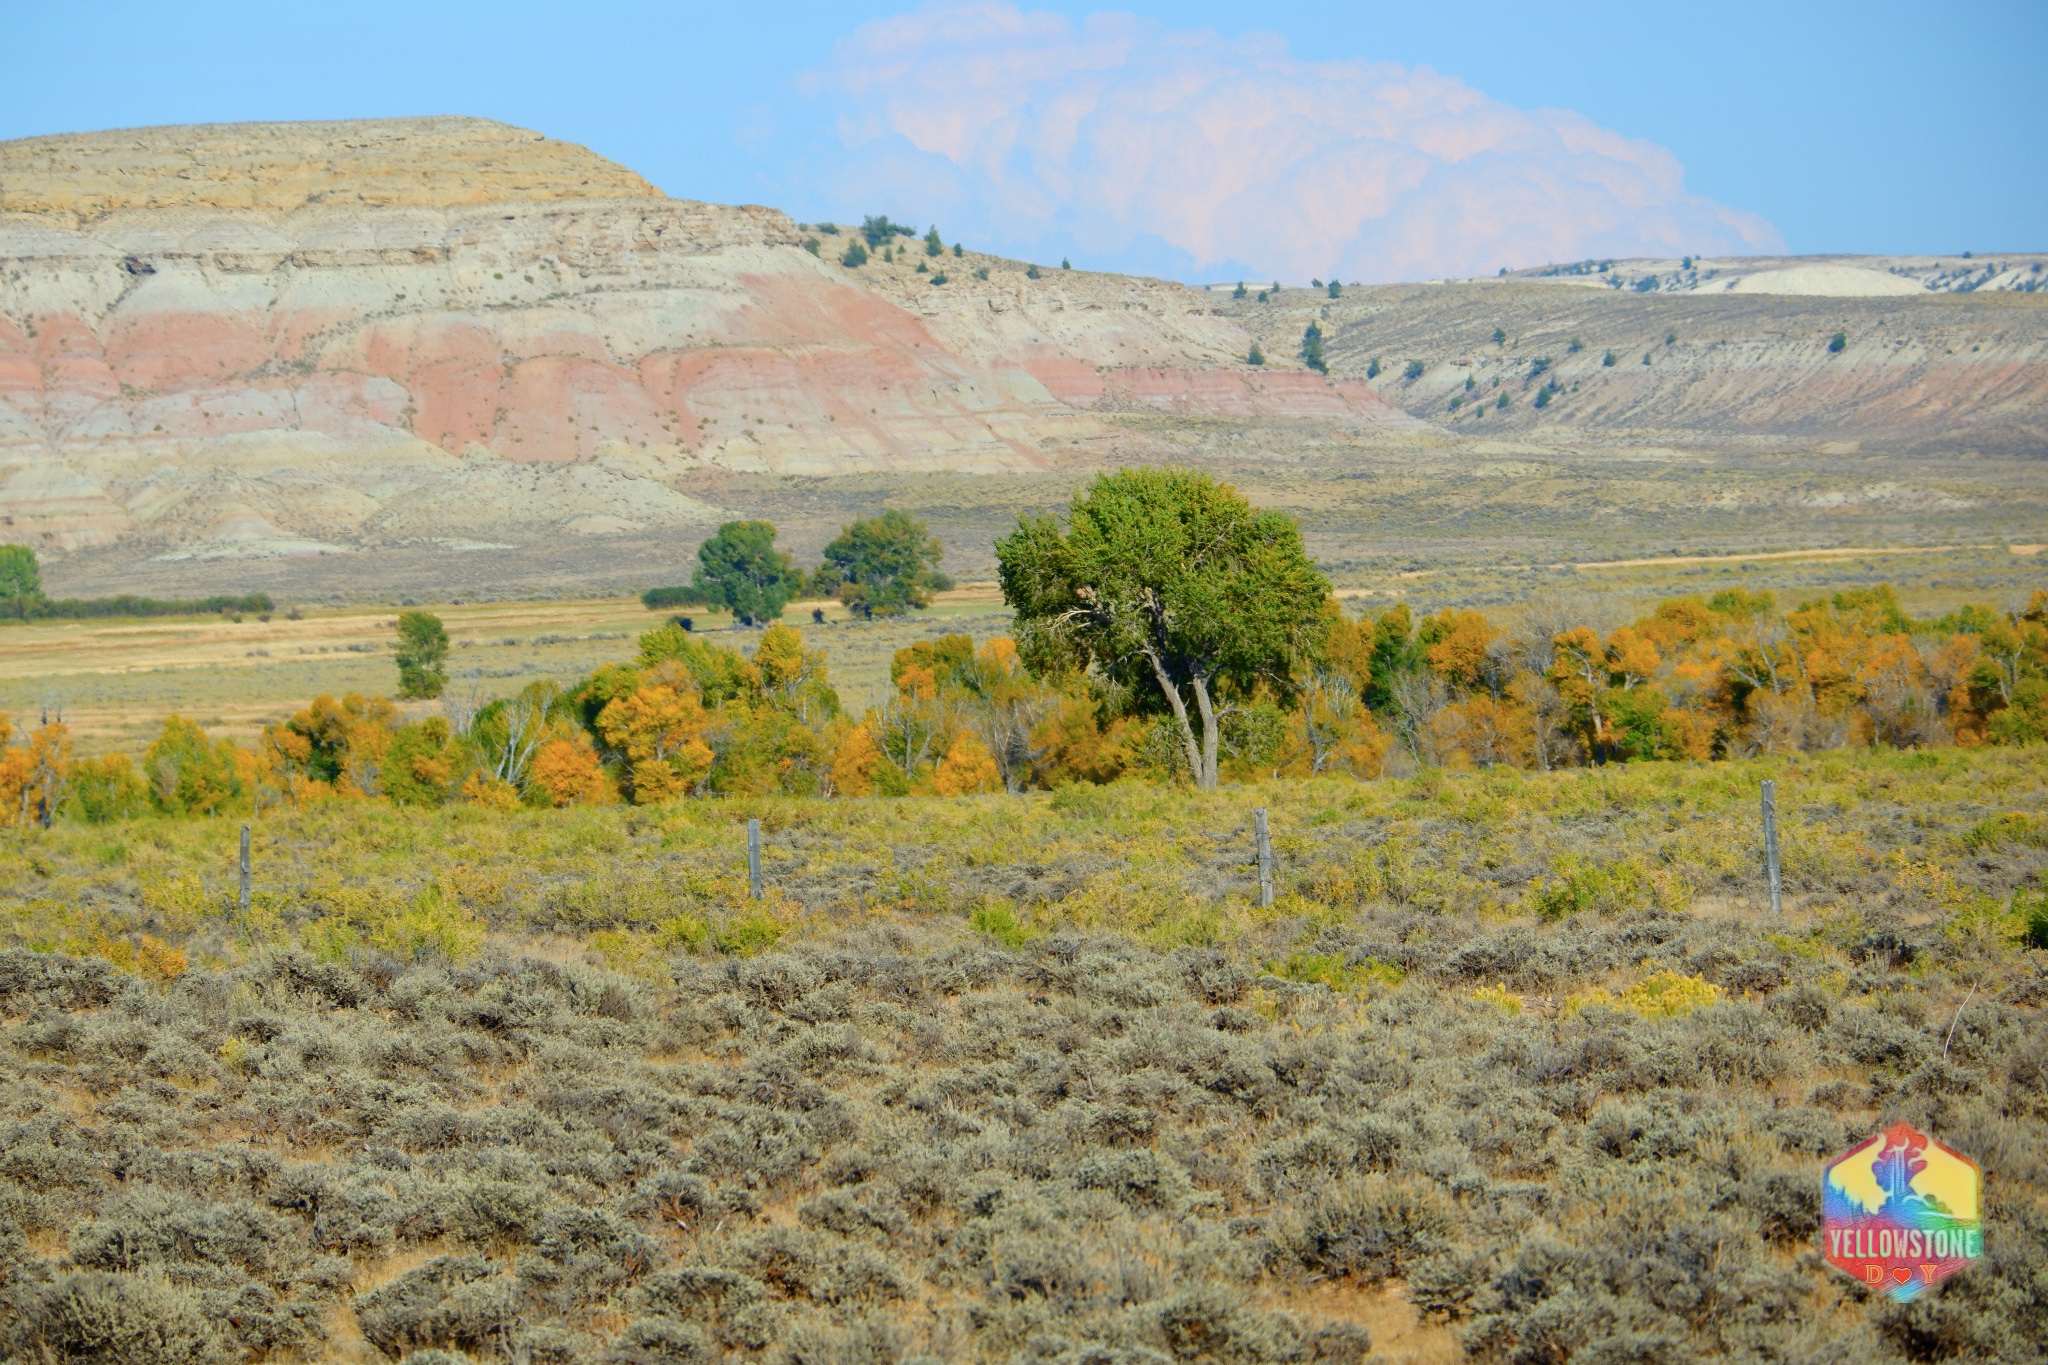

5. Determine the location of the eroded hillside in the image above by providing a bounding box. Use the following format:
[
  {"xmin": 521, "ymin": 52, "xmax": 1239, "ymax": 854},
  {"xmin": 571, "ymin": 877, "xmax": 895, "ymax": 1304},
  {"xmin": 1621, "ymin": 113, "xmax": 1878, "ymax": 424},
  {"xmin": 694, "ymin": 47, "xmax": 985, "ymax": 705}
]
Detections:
[
  {"xmin": 0, "ymin": 117, "xmax": 1423, "ymax": 575},
  {"xmin": 0, "ymin": 117, "xmax": 2041, "ymax": 602},
  {"xmin": 1232, "ymin": 280, "xmax": 2048, "ymax": 453}
]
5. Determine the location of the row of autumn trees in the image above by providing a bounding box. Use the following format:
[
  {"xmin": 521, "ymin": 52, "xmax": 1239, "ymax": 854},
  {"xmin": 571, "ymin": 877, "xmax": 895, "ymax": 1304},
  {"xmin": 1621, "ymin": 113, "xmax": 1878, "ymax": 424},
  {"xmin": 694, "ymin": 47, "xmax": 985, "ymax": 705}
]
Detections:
[{"xmin": 1, "ymin": 469, "xmax": 2044, "ymax": 823}]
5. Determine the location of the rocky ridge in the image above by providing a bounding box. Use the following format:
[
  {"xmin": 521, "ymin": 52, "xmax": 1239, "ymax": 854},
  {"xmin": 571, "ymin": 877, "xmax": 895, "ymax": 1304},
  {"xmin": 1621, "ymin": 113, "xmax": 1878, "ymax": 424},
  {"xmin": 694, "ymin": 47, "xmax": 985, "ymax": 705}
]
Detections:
[
  {"xmin": 0, "ymin": 117, "xmax": 1424, "ymax": 566},
  {"xmin": 0, "ymin": 116, "xmax": 2040, "ymax": 595}
]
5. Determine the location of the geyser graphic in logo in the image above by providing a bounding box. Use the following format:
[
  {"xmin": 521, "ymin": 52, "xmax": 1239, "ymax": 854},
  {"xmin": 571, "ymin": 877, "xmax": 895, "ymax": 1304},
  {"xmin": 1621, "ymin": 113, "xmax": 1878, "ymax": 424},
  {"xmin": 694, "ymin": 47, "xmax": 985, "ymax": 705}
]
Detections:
[{"xmin": 1823, "ymin": 1121, "xmax": 1982, "ymax": 1302}]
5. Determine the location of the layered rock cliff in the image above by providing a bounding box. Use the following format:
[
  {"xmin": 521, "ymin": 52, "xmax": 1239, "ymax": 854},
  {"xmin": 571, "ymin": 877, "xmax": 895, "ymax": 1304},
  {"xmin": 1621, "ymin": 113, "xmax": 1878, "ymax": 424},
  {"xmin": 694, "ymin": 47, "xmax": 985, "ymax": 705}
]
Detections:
[
  {"xmin": 0, "ymin": 116, "xmax": 2039, "ymax": 590},
  {"xmin": 0, "ymin": 117, "xmax": 1430, "ymax": 564}
]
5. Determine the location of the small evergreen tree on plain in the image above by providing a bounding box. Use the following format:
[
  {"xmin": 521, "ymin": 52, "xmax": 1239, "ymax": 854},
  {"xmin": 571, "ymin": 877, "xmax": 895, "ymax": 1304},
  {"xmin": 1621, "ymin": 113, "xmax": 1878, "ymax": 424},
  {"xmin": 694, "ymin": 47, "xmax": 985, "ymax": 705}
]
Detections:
[
  {"xmin": 1328, "ymin": 280, "xmax": 1341, "ymax": 299},
  {"xmin": 1492, "ymin": 327, "xmax": 1506, "ymax": 345},
  {"xmin": 925, "ymin": 227, "xmax": 943, "ymax": 256},
  {"xmin": 1828, "ymin": 331, "xmax": 1847, "ymax": 353},
  {"xmin": 841, "ymin": 240, "xmax": 869, "ymax": 268},
  {"xmin": 1248, "ymin": 341, "xmax": 1265, "ymax": 366}
]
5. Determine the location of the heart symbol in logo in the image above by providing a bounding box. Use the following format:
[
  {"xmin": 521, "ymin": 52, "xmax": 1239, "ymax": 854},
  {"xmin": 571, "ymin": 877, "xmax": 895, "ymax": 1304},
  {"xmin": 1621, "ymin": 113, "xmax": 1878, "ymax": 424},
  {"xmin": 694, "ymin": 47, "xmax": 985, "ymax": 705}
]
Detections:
[{"xmin": 1892, "ymin": 1267, "xmax": 1913, "ymax": 1285}]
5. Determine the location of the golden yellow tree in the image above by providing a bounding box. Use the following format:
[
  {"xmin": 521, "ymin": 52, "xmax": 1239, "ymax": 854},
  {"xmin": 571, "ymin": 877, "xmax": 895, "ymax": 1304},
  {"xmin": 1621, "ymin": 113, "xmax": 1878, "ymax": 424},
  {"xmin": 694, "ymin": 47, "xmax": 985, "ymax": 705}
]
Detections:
[
  {"xmin": 1425, "ymin": 609, "xmax": 1497, "ymax": 690},
  {"xmin": 827, "ymin": 721, "xmax": 882, "ymax": 797},
  {"xmin": 934, "ymin": 730, "xmax": 1000, "ymax": 795},
  {"xmin": 596, "ymin": 684, "xmax": 714, "ymax": 803},
  {"xmin": 1431, "ymin": 695, "xmax": 1535, "ymax": 770}
]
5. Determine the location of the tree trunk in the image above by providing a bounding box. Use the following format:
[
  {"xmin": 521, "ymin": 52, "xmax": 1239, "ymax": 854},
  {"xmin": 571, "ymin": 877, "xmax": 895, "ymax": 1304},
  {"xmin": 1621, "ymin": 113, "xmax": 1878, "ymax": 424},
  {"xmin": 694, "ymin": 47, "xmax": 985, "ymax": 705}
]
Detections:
[
  {"xmin": 1190, "ymin": 674, "xmax": 1220, "ymax": 791},
  {"xmin": 1140, "ymin": 645, "xmax": 1205, "ymax": 785}
]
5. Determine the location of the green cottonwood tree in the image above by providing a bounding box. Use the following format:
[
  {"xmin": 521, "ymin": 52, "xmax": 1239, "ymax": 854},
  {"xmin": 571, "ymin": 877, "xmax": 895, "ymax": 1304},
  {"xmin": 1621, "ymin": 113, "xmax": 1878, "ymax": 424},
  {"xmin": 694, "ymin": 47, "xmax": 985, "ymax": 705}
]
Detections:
[
  {"xmin": 691, "ymin": 520, "xmax": 802, "ymax": 625},
  {"xmin": 815, "ymin": 511, "xmax": 948, "ymax": 618},
  {"xmin": 395, "ymin": 610, "xmax": 450, "ymax": 699},
  {"xmin": 0, "ymin": 544, "xmax": 41, "ymax": 618},
  {"xmin": 996, "ymin": 467, "xmax": 1330, "ymax": 790}
]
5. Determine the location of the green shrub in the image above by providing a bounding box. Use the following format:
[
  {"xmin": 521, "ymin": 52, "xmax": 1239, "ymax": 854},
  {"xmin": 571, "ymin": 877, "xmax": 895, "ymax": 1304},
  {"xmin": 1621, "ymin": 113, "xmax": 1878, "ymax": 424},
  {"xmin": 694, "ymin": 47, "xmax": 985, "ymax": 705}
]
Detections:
[
  {"xmin": 2021, "ymin": 888, "xmax": 2048, "ymax": 951},
  {"xmin": 1271, "ymin": 951, "xmax": 1404, "ymax": 991},
  {"xmin": 968, "ymin": 899, "xmax": 1034, "ymax": 948},
  {"xmin": 1528, "ymin": 855, "xmax": 1650, "ymax": 920},
  {"xmin": 713, "ymin": 913, "xmax": 785, "ymax": 957},
  {"xmin": 1962, "ymin": 811, "xmax": 2046, "ymax": 851}
]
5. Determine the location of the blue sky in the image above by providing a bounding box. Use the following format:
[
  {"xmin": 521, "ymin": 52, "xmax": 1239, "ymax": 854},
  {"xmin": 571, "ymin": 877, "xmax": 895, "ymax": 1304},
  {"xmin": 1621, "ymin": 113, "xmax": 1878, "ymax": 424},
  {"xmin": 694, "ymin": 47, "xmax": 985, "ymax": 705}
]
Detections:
[{"xmin": 5, "ymin": 0, "xmax": 2039, "ymax": 281}]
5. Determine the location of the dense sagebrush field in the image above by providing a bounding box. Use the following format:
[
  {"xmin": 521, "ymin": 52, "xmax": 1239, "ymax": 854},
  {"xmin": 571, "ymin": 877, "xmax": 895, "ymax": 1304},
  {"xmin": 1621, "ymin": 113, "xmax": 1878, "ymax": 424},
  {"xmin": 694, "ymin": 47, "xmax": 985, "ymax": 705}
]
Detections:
[{"xmin": 0, "ymin": 748, "xmax": 2044, "ymax": 1365}]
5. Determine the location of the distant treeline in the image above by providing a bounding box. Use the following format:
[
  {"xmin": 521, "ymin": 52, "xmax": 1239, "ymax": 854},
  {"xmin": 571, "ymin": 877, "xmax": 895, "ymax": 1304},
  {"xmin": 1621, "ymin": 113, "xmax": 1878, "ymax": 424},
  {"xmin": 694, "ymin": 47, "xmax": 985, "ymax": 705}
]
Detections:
[
  {"xmin": 0, "ymin": 544, "xmax": 272, "ymax": 621},
  {"xmin": 2, "ymin": 592, "xmax": 275, "ymax": 621},
  {"xmin": 639, "ymin": 585, "xmax": 707, "ymax": 610}
]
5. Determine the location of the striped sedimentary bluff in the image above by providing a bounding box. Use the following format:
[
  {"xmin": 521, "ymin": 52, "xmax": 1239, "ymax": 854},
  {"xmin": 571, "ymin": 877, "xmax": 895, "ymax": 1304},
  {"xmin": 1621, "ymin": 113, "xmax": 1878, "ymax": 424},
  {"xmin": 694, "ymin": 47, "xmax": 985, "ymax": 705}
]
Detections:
[{"xmin": 0, "ymin": 118, "xmax": 1416, "ymax": 564}]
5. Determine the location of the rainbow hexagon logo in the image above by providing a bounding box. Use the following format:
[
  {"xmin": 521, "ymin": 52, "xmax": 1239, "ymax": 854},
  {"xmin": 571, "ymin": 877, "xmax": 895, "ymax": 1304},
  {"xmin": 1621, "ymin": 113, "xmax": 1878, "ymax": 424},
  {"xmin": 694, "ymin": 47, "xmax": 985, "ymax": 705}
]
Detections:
[{"xmin": 1823, "ymin": 1121, "xmax": 1983, "ymax": 1302}]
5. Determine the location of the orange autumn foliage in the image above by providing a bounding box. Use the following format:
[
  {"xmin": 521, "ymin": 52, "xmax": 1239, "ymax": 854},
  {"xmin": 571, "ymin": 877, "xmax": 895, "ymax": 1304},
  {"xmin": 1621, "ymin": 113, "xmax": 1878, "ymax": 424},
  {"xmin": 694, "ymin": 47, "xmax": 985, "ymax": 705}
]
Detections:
[
  {"xmin": 934, "ymin": 729, "xmax": 1000, "ymax": 796},
  {"xmin": 528, "ymin": 735, "xmax": 614, "ymax": 807},
  {"xmin": 596, "ymin": 683, "xmax": 715, "ymax": 804}
]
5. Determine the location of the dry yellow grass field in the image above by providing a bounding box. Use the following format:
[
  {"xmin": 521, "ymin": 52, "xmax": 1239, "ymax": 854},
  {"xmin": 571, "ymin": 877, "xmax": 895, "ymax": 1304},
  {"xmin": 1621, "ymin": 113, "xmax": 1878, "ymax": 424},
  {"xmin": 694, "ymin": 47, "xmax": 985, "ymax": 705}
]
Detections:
[
  {"xmin": 5, "ymin": 544, "xmax": 2040, "ymax": 758},
  {"xmin": 0, "ymin": 588, "xmax": 1014, "ymax": 754}
]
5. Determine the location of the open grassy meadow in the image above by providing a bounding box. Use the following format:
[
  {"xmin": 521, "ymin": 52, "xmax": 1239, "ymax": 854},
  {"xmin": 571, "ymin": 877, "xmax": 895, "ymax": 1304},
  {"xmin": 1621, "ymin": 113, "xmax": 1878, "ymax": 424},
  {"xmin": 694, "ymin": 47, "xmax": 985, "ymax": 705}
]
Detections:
[
  {"xmin": 1, "ymin": 746, "xmax": 2043, "ymax": 1363},
  {"xmin": 4, "ymin": 541, "xmax": 2039, "ymax": 763},
  {"xmin": 0, "ymin": 590, "xmax": 1017, "ymax": 757}
]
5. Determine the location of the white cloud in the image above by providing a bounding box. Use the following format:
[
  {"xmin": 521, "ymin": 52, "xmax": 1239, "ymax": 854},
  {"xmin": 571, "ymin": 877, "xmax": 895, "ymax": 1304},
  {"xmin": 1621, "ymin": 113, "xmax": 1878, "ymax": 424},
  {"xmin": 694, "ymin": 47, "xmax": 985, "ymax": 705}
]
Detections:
[{"xmin": 802, "ymin": 3, "xmax": 1784, "ymax": 282}]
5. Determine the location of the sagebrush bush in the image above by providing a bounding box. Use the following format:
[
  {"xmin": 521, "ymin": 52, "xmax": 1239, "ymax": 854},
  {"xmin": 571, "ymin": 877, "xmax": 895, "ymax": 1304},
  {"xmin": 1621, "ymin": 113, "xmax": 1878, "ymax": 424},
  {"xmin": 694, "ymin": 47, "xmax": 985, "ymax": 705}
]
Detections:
[
  {"xmin": 3, "ymin": 1272, "xmax": 233, "ymax": 1365},
  {"xmin": 0, "ymin": 746, "xmax": 2042, "ymax": 1362}
]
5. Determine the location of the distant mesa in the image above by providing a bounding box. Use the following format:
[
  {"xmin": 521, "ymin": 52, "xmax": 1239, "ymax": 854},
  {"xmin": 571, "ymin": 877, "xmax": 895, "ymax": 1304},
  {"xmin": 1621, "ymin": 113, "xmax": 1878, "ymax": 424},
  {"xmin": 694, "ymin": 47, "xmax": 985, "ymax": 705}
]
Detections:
[
  {"xmin": 1724, "ymin": 264, "xmax": 1927, "ymax": 297},
  {"xmin": 0, "ymin": 116, "xmax": 659, "ymax": 217}
]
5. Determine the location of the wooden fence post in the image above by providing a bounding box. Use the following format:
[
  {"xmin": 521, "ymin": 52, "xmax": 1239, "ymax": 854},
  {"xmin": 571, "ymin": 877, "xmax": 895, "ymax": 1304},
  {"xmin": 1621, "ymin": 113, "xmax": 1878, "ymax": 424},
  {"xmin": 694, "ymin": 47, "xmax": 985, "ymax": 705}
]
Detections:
[
  {"xmin": 1761, "ymin": 780, "xmax": 1782, "ymax": 915},
  {"xmin": 1255, "ymin": 808, "xmax": 1274, "ymax": 908},
  {"xmin": 239, "ymin": 824, "xmax": 252, "ymax": 933},
  {"xmin": 747, "ymin": 819, "xmax": 763, "ymax": 901}
]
